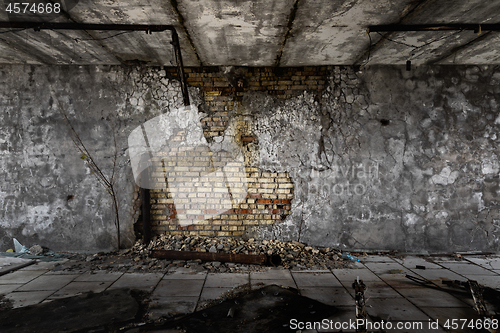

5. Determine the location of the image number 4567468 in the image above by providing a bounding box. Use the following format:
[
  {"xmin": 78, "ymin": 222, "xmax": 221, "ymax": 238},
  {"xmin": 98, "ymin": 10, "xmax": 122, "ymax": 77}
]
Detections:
[{"xmin": 4, "ymin": 1, "xmax": 80, "ymax": 21}]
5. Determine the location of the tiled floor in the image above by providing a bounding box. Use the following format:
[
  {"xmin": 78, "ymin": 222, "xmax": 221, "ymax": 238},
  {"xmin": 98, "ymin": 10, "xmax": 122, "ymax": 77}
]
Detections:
[{"xmin": 0, "ymin": 254, "xmax": 499, "ymax": 332}]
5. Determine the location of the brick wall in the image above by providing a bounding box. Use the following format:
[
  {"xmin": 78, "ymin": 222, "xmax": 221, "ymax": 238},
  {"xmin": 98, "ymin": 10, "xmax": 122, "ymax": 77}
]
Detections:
[{"xmin": 146, "ymin": 66, "xmax": 330, "ymax": 237}]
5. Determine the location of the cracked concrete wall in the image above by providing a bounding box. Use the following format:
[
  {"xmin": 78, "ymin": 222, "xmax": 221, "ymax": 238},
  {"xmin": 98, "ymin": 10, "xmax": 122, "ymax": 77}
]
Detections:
[
  {"xmin": 0, "ymin": 65, "xmax": 199, "ymax": 252},
  {"xmin": 245, "ymin": 65, "xmax": 500, "ymax": 252},
  {"xmin": 1, "ymin": 64, "xmax": 499, "ymax": 253}
]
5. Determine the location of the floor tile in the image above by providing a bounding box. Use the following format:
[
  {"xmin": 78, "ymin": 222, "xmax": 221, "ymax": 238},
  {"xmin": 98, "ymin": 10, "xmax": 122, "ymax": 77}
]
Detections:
[
  {"xmin": 363, "ymin": 262, "xmax": 411, "ymax": 275},
  {"xmin": 0, "ymin": 257, "xmax": 36, "ymax": 274},
  {"xmin": 48, "ymin": 281, "xmax": 113, "ymax": 299},
  {"xmin": 430, "ymin": 256, "xmax": 468, "ymax": 263},
  {"xmin": 108, "ymin": 272, "xmax": 164, "ymax": 291},
  {"xmin": 331, "ymin": 268, "xmax": 381, "ymax": 283},
  {"xmin": 396, "ymin": 287, "xmax": 469, "ymax": 308},
  {"xmin": 365, "ymin": 298, "xmax": 431, "ymax": 321},
  {"xmin": 163, "ymin": 268, "xmax": 207, "ymax": 280},
  {"xmin": 153, "ymin": 279, "xmax": 204, "ymax": 297},
  {"xmin": 439, "ymin": 262, "xmax": 497, "ymax": 276},
  {"xmin": 0, "ymin": 270, "xmax": 48, "ymax": 284},
  {"xmin": 463, "ymin": 274, "xmax": 500, "ymax": 289},
  {"xmin": 357, "ymin": 255, "xmax": 395, "ymax": 263},
  {"xmin": 292, "ymin": 272, "xmax": 343, "ymax": 287},
  {"xmin": 20, "ymin": 260, "xmax": 67, "ymax": 271},
  {"xmin": 407, "ymin": 268, "xmax": 465, "ymax": 284},
  {"xmin": 393, "ymin": 256, "xmax": 443, "ymax": 269},
  {"xmin": 6, "ymin": 290, "xmax": 55, "ymax": 308},
  {"xmin": 251, "ymin": 279, "xmax": 297, "ymax": 290},
  {"xmin": 466, "ymin": 257, "xmax": 500, "ymax": 270},
  {"xmin": 0, "ymin": 284, "xmax": 23, "ymax": 294},
  {"xmin": 74, "ymin": 271, "xmax": 123, "ymax": 282},
  {"xmin": 16, "ymin": 274, "xmax": 78, "ymax": 291},
  {"xmin": 376, "ymin": 273, "xmax": 425, "ymax": 289},
  {"xmin": 300, "ymin": 287, "xmax": 354, "ymax": 307},
  {"xmin": 204, "ymin": 273, "xmax": 248, "ymax": 288},
  {"xmin": 250, "ymin": 268, "xmax": 292, "ymax": 280}
]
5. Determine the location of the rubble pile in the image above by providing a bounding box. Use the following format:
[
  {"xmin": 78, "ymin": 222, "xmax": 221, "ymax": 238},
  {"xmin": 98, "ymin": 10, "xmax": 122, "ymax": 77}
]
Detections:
[
  {"xmin": 55, "ymin": 236, "xmax": 357, "ymax": 274},
  {"xmin": 134, "ymin": 235, "xmax": 354, "ymax": 272}
]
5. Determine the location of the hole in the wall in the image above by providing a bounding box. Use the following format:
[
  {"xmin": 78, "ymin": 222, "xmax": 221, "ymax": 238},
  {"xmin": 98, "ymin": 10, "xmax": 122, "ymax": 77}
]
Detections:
[
  {"xmin": 380, "ymin": 119, "xmax": 390, "ymax": 126},
  {"xmin": 67, "ymin": 195, "xmax": 75, "ymax": 201}
]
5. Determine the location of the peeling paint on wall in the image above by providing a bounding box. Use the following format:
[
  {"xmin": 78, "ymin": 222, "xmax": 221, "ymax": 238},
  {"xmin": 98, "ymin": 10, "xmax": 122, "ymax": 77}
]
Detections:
[{"xmin": 0, "ymin": 64, "xmax": 499, "ymax": 253}]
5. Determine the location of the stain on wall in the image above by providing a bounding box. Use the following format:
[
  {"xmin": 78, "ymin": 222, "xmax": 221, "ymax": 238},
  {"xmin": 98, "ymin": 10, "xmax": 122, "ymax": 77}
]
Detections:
[{"xmin": 0, "ymin": 64, "xmax": 499, "ymax": 252}]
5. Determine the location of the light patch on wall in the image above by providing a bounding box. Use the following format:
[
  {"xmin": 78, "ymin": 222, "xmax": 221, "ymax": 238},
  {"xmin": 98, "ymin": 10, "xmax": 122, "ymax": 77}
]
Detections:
[
  {"xmin": 494, "ymin": 113, "xmax": 500, "ymax": 125},
  {"xmin": 404, "ymin": 213, "xmax": 419, "ymax": 226},
  {"xmin": 23, "ymin": 204, "xmax": 54, "ymax": 236},
  {"xmin": 472, "ymin": 192, "xmax": 486, "ymax": 212},
  {"xmin": 431, "ymin": 166, "xmax": 459, "ymax": 185},
  {"xmin": 482, "ymin": 158, "xmax": 499, "ymax": 175}
]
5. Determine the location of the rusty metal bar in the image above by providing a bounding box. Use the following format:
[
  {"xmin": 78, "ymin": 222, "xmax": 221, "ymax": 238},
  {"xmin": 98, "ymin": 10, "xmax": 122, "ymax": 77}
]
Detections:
[
  {"xmin": 151, "ymin": 250, "xmax": 282, "ymax": 266},
  {"xmin": 0, "ymin": 22, "xmax": 174, "ymax": 32},
  {"xmin": 352, "ymin": 278, "xmax": 367, "ymax": 333},
  {"xmin": 468, "ymin": 280, "xmax": 490, "ymax": 319},
  {"xmin": 171, "ymin": 29, "xmax": 190, "ymax": 106}
]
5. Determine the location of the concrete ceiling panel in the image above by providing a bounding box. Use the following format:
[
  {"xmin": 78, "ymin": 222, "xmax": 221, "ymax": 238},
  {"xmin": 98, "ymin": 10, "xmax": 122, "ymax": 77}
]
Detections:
[
  {"xmin": 66, "ymin": 0, "xmax": 199, "ymax": 65},
  {"xmin": 177, "ymin": 0, "xmax": 295, "ymax": 66},
  {"xmin": 0, "ymin": 0, "xmax": 498, "ymax": 66},
  {"xmin": 438, "ymin": 32, "xmax": 500, "ymax": 64},
  {"xmin": 366, "ymin": 0, "xmax": 500, "ymax": 65},
  {"xmin": 367, "ymin": 30, "xmax": 481, "ymax": 65},
  {"xmin": 0, "ymin": 41, "xmax": 43, "ymax": 64},
  {"xmin": 281, "ymin": 0, "xmax": 418, "ymax": 66}
]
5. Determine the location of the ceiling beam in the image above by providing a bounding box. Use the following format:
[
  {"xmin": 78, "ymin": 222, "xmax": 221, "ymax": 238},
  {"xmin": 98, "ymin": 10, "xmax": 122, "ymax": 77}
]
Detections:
[
  {"xmin": 353, "ymin": 0, "xmax": 433, "ymax": 66},
  {"xmin": 275, "ymin": 0, "xmax": 300, "ymax": 67},
  {"xmin": 429, "ymin": 31, "xmax": 493, "ymax": 64},
  {"xmin": 368, "ymin": 24, "xmax": 500, "ymax": 33},
  {"xmin": 169, "ymin": 0, "xmax": 202, "ymax": 66}
]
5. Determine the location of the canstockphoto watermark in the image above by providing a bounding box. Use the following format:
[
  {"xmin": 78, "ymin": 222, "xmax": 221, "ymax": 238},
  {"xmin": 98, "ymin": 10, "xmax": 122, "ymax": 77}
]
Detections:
[
  {"xmin": 306, "ymin": 161, "xmax": 380, "ymax": 197},
  {"xmin": 128, "ymin": 105, "xmax": 248, "ymax": 226}
]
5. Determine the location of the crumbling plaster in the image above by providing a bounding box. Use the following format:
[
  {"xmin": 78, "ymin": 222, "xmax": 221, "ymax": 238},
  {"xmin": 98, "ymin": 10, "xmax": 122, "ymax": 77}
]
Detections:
[
  {"xmin": 0, "ymin": 65, "xmax": 200, "ymax": 251},
  {"xmin": 245, "ymin": 66, "xmax": 500, "ymax": 252},
  {"xmin": 0, "ymin": 64, "xmax": 499, "ymax": 252}
]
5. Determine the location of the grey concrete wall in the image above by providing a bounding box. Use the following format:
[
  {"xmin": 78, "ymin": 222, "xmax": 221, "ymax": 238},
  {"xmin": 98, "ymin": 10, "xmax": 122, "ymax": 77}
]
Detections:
[
  {"xmin": 0, "ymin": 64, "xmax": 499, "ymax": 252},
  {"xmin": 0, "ymin": 65, "xmax": 198, "ymax": 252},
  {"xmin": 246, "ymin": 66, "xmax": 500, "ymax": 252}
]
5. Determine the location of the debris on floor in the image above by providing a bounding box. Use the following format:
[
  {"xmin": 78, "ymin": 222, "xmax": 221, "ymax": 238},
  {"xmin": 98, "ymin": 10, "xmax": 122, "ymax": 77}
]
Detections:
[
  {"xmin": 140, "ymin": 235, "xmax": 354, "ymax": 271},
  {"xmin": 135, "ymin": 285, "xmax": 340, "ymax": 333},
  {"xmin": 52, "ymin": 236, "xmax": 357, "ymax": 274}
]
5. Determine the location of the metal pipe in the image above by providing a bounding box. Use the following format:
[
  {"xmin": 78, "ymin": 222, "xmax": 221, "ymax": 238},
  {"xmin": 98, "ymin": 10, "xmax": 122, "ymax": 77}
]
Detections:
[
  {"xmin": 171, "ymin": 29, "xmax": 190, "ymax": 106},
  {"xmin": 151, "ymin": 249, "xmax": 282, "ymax": 266},
  {"xmin": 368, "ymin": 24, "xmax": 499, "ymax": 33},
  {"xmin": 0, "ymin": 22, "xmax": 174, "ymax": 32},
  {"xmin": 0, "ymin": 260, "xmax": 36, "ymax": 277},
  {"xmin": 141, "ymin": 188, "xmax": 151, "ymax": 245}
]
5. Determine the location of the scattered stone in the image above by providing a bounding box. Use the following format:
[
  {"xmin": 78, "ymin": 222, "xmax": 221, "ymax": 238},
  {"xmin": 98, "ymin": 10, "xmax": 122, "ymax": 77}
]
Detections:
[
  {"xmin": 29, "ymin": 245, "xmax": 44, "ymax": 256},
  {"xmin": 209, "ymin": 246, "xmax": 217, "ymax": 253}
]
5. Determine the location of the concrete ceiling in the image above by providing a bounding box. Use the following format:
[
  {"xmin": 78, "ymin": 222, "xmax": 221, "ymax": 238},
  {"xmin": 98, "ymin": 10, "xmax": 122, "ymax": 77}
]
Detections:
[{"xmin": 0, "ymin": 0, "xmax": 499, "ymax": 66}]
